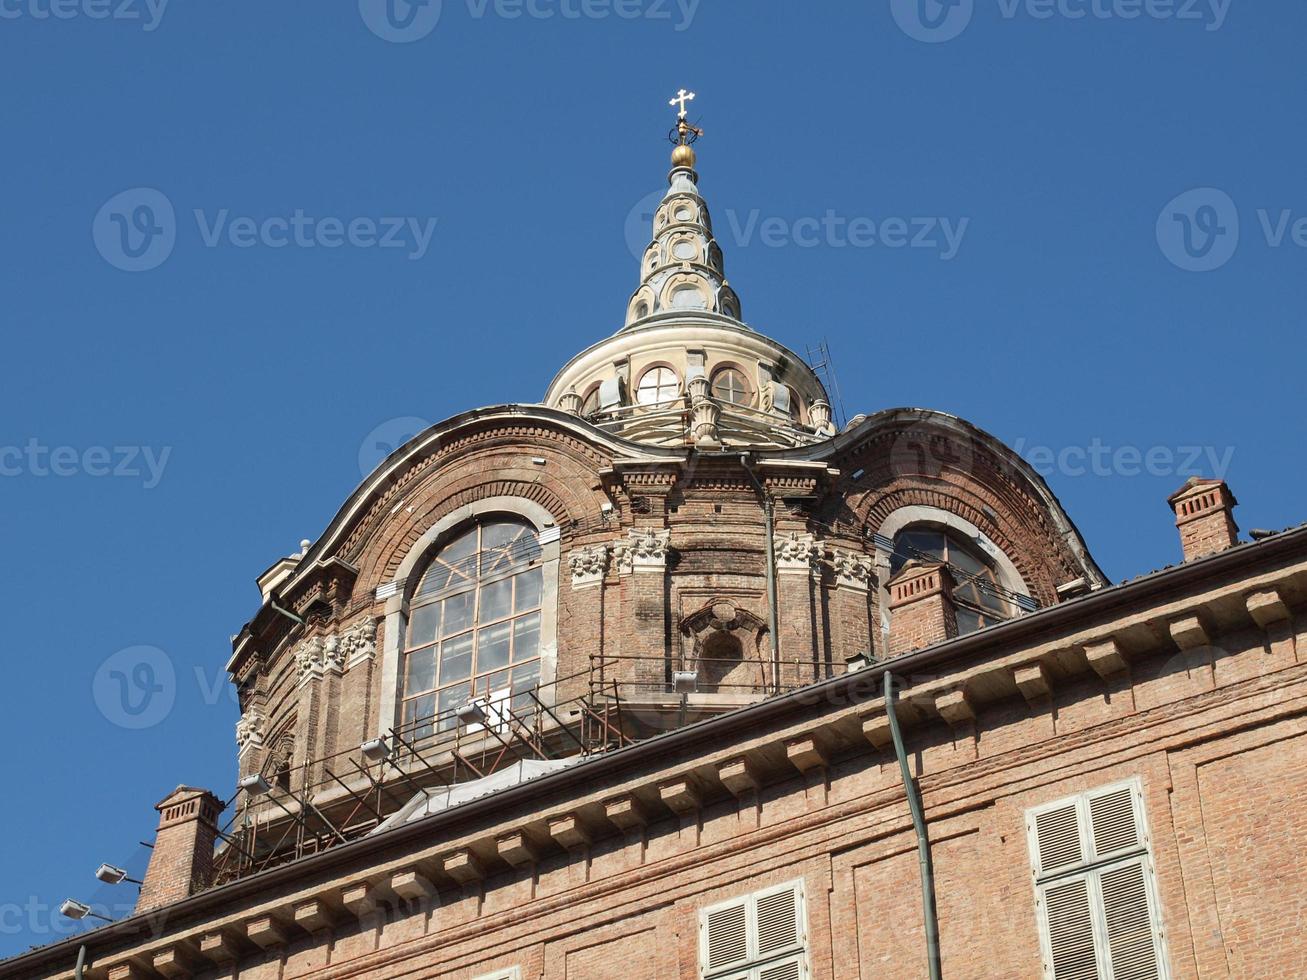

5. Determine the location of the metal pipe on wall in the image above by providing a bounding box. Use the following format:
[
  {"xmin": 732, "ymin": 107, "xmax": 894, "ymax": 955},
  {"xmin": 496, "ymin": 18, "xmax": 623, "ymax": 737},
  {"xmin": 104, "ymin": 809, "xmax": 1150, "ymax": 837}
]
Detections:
[{"xmin": 884, "ymin": 670, "xmax": 943, "ymax": 980}]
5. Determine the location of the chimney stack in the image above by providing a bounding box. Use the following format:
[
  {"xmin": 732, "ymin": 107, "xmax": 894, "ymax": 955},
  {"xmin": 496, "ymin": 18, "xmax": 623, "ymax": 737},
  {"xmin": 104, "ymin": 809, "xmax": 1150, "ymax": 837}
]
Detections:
[
  {"xmin": 1168, "ymin": 478, "xmax": 1239, "ymax": 562},
  {"xmin": 886, "ymin": 561, "xmax": 958, "ymax": 656},
  {"xmin": 136, "ymin": 786, "xmax": 222, "ymax": 913}
]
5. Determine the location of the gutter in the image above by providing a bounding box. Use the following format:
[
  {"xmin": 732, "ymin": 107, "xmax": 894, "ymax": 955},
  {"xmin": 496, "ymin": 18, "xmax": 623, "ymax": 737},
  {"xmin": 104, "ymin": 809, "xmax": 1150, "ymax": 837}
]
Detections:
[{"xmin": 8, "ymin": 524, "xmax": 1306, "ymax": 977}]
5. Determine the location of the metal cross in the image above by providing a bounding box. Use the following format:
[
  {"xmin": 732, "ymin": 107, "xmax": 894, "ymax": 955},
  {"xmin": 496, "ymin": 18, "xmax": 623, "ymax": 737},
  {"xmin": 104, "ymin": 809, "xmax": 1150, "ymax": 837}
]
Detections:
[{"xmin": 669, "ymin": 88, "xmax": 696, "ymax": 120}]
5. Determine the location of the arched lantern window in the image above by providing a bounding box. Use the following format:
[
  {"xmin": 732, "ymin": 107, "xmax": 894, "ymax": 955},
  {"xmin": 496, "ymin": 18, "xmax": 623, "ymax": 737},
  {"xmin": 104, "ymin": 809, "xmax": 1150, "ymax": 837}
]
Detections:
[{"xmin": 890, "ymin": 528, "xmax": 1011, "ymax": 634}]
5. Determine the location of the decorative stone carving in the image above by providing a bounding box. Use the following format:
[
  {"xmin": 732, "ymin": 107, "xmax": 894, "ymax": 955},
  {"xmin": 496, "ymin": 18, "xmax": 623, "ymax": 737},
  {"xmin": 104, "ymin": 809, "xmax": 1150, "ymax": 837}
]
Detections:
[
  {"xmin": 691, "ymin": 398, "xmax": 722, "ymax": 448},
  {"xmin": 294, "ymin": 618, "xmax": 378, "ymax": 684},
  {"xmin": 830, "ymin": 548, "xmax": 874, "ymax": 590},
  {"xmin": 557, "ymin": 389, "xmax": 583, "ymax": 415},
  {"xmin": 810, "ymin": 399, "xmax": 836, "ymax": 436},
  {"xmin": 614, "ymin": 528, "xmax": 671, "ymax": 573},
  {"xmin": 569, "ymin": 544, "xmax": 609, "ymax": 588},
  {"xmin": 774, "ymin": 532, "xmax": 821, "ymax": 574},
  {"xmin": 341, "ymin": 617, "xmax": 378, "ymax": 669},
  {"xmin": 235, "ymin": 711, "xmax": 265, "ymax": 755},
  {"xmin": 295, "ymin": 636, "xmax": 324, "ymax": 686}
]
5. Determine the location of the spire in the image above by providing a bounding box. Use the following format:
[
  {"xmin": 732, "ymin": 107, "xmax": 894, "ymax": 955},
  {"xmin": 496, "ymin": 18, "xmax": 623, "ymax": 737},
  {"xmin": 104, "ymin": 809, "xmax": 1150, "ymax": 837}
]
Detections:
[{"xmin": 623, "ymin": 90, "xmax": 743, "ymax": 329}]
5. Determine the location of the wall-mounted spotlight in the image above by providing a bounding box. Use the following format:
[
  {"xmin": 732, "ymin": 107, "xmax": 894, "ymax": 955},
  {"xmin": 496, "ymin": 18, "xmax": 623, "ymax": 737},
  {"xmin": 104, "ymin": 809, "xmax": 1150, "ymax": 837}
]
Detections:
[
  {"xmin": 672, "ymin": 671, "xmax": 699, "ymax": 695},
  {"xmin": 59, "ymin": 899, "xmax": 114, "ymax": 923},
  {"xmin": 239, "ymin": 773, "xmax": 272, "ymax": 797},
  {"xmin": 456, "ymin": 701, "xmax": 488, "ymax": 727},
  {"xmin": 94, "ymin": 864, "xmax": 142, "ymax": 886},
  {"xmin": 360, "ymin": 737, "xmax": 391, "ymax": 763}
]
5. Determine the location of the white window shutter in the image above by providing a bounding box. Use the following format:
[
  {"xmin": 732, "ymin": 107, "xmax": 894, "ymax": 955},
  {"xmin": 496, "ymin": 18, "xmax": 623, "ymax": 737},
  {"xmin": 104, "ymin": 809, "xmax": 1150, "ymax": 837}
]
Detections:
[
  {"xmin": 1032, "ymin": 801, "xmax": 1085, "ymax": 876},
  {"xmin": 756, "ymin": 954, "xmax": 806, "ymax": 980},
  {"xmin": 1087, "ymin": 786, "xmax": 1142, "ymax": 861},
  {"xmin": 754, "ymin": 882, "xmax": 803, "ymax": 959},
  {"xmin": 1099, "ymin": 861, "xmax": 1162, "ymax": 980},
  {"xmin": 1041, "ymin": 877, "xmax": 1102, "ymax": 980},
  {"xmin": 702, "ymin": 898, "xmax": 750, "ymax": 975}
]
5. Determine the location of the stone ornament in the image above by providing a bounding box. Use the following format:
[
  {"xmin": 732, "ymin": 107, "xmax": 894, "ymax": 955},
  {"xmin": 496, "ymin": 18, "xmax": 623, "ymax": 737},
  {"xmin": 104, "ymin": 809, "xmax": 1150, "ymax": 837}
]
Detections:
[
  {"xmin": 235, "ymin": 711, "xmax": 265, "ymax": 754},
  {"xmin": 295, "ymin": 617, "xmax": 379, "ymax": 685},
  {"xmin": 830, "ymin": 549, "xmax": 874, "ymax": 590},
  {"xmin": 774, "ymin": 532, "xmax": 822, "ymax": 573},
  {"xmin": 569, "ymin": 544, "xmax": 609, "ymax": 588},
  {"xmin": 614, "ymin": 528, "xmax": 672, "ymax": 573}
]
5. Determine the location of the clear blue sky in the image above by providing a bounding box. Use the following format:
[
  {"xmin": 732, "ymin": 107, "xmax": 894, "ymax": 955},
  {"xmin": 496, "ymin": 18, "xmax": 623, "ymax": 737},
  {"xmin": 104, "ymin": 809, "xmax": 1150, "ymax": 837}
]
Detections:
[{"xmin": 1, "ymin": 0, "xmax": 1301, "ymax": 958}]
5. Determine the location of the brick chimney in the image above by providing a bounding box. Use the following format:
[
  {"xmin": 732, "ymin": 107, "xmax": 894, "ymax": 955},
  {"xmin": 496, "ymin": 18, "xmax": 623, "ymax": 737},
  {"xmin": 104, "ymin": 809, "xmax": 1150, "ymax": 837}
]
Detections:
[
  {"xmin": 1168, "ymin": 478, "xmax": 1239, "ymax": 561},
  {"xmin": 136, "ymin": 786, "xmax": 222, "ymax": 913},
  {"xmin": 886, "ymin": 561, "xmax": 957, "ymax": 655}
]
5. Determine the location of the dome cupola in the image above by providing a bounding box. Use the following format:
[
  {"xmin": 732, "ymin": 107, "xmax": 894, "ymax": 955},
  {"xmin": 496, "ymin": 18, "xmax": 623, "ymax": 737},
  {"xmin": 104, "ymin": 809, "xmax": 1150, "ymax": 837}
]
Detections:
[{"xmin": 546, "ymin": 91, "xmax": 836, "ymax": 451}]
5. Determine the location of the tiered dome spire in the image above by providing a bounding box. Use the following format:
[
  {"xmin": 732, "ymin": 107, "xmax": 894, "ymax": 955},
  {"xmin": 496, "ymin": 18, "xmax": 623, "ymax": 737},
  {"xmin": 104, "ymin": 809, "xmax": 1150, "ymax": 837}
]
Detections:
[{"xmin": 623, "ymin": 100, "xmax": 742, "ymax": 329}]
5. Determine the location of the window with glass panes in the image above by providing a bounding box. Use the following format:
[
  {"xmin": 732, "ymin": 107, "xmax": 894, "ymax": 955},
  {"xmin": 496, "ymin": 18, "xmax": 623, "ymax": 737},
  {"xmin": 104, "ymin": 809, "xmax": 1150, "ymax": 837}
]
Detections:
[
  {"xmin": 401, "ymin": 519, "xmax": 543, "ymax": 740},
  {"xmin": 710, "ymin": 367, "xmax": 752, "ymax": 406},
  {"xmin": 890, "ymin": 528, "xmax": 1011, "ymax": 634}
]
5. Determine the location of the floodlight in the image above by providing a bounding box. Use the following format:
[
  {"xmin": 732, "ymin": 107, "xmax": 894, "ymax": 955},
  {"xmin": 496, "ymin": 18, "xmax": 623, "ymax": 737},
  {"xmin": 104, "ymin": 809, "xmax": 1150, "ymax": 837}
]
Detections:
[
  {"xmin": 672, "ymin": 671, "xmax": 698, "ymax": 695},
  {"xmin": 456, "ymin": 701, "xmax": 487, "ymax": 726},
  {"xmin": 94, "ymin": 864, "xmax": 141, "ymax": 886},
  {"xmin": 360, "ymin": 737, "xmax": 391, "ymax": 763},
  {"xmin": 59, "ymin": 899, "xmax": 113, "ymax": 923},
  {"xmin": 239, "ymin": 773, "xmax": 272, "ymax": 797}
]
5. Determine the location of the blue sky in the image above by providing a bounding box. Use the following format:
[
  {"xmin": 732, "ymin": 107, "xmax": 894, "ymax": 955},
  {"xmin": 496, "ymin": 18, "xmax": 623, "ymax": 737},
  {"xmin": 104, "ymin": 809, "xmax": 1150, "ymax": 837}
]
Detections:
[{"xmin": 1, "ymin": 0, "xmax": 1302, "ymax": 958}]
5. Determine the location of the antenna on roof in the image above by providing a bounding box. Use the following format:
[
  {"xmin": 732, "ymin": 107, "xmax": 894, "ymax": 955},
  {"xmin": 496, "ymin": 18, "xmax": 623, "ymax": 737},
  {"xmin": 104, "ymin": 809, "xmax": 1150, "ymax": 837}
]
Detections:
[{"xmin": 805, "ymin": 339, "xmax": 848, "ymax": 431}]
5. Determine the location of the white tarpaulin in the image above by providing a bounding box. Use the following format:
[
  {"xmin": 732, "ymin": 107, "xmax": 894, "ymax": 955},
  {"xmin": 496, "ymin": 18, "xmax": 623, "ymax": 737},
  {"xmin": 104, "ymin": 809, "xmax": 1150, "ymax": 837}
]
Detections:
[{"xmin": 371, "ymin": 757, "xmax": 581, "ymax": 835}]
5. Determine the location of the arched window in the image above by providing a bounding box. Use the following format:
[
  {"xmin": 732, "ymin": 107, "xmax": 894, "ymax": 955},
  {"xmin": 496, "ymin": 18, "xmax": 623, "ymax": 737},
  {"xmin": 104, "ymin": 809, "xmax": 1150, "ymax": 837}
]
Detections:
[
  {"xmin": 890, "ymin": 528, "xmax": 1010, "ymax": 634},
  {"xmin": 401, "ymin": 518, "xmax": 543, "ymax": 739},
  {"xmin": 635, "ymin": 366, "xmax": 680, "ymax": 406},
  {"xmin": 710, "ymin": 367, "xmax": 752, "ymax": 406},
  {"xmin": 580, "ymin": 384, "xmax": 602, "ymax": 417}
]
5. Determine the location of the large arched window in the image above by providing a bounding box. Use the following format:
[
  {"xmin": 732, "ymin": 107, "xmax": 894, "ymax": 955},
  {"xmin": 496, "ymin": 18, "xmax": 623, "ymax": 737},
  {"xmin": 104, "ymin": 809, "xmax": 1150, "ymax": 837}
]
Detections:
[
  {"xmin": 890, "ymin": 528, "xmax": 1010, "ymax": 635},
  {"xmin": 401, "ymin": 518, "xmax": 543, "ymax": 738}
]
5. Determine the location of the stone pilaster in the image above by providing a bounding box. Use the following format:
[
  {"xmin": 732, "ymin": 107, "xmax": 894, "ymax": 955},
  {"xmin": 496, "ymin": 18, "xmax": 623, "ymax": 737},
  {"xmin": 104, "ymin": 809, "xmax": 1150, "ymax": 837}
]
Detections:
[
  {"xmin": 615, "ymin": 529, "xmax": 672, "ymax": 695},
  {"xmin": 774, "ymin": 531, "xmax": 822, "ymax": 688}
]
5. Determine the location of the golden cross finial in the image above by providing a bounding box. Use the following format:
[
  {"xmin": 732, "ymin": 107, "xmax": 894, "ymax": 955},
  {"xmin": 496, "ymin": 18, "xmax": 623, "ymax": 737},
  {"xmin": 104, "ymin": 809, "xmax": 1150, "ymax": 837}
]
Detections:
[{"xmin": 669, "ymin": 88, "xmax": 696, "ymax": 120}]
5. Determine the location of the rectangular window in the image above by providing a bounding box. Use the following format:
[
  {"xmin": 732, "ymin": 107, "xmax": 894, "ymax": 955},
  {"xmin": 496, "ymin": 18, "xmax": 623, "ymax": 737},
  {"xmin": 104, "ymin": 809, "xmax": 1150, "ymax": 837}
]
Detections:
[
  {"xmin": 699, "ymin": 879, "xmax": 807, "ymax": 980},
  {"xmin": 472, "ymin": 969, "xmax": 520, "ymax": 980},
  {"xmin": 1026, "ymin": 778, "xmax": 1168, "ymax": 980}
]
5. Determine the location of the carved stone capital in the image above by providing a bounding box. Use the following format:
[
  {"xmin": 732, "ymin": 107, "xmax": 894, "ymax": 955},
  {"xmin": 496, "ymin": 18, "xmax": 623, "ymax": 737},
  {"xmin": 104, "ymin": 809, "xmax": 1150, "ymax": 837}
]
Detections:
[
  {"xmin": 341, "ymin": 617, "xmax": 378, "ymax": 670},
  {"xmin": 774, "ymin": 532, "xmax": 821, "ymax": 574},
  {"xmin": 235, "ymin": 711, "xmax": 265, "ymax": 755},
  {"xmin": 830, "ymin": 548, "xmax": 874, "ymax": 590},
  {"xmin": 568, "ymin": 544, "xmax": 609, "ymax": 588},
  {"xmin": 614, "ymin": 528, "xmax": 671, "ymax": 573}
]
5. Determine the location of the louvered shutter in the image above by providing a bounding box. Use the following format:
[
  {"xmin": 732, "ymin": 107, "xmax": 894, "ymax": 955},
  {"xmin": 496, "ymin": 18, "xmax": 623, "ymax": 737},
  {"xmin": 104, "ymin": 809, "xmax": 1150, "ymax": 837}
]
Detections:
[
  {"xmin": 756, "ymin": 954, "xmax": 806, "ymax": 980},
  {"xmin": 1033, "ymin": 802, "xmax": 1085, "ymax": 876},
  {"xmin": 1087, "ymin": 787, "xmax": 1142, "ymax": 861},
  {"xmin": 1099, "ymin": 861, "xmax": 1161, "ymax": 980},
  {"xmin": 754, "ymin": 883, "xmax": 802, "ymax": 959},
  {"xmin": 703, "ymin": 898, "xmax": 751, "ymax": 975},
  {"xmin": 1041, "ymin": 877, "xmax": 1101, "ymax": 980}
]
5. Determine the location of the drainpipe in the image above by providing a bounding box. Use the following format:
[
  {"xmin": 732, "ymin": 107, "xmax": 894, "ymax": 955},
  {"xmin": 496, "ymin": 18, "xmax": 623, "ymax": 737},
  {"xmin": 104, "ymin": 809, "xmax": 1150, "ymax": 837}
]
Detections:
[
  {"xmin": 74, "ymin": 945, "xmax": 86, "ymax": 980},
  {"xmin": 884, "ymin": 670, "xmax": 942, "ymax": 980},
  {"xmin": 740, "ymin": 455, "xmax": 781, "ymax": 693}
]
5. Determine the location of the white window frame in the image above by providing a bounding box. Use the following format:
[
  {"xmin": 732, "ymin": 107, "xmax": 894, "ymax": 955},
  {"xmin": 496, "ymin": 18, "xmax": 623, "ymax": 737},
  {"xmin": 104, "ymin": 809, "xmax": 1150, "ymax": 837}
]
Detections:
[
  {"xmin": 699, "ymin": 878, "xmax": 808, "ymax": 980},
  {"xmin": 472, "ymin": 968, "xmax": 520, "ymax": 980},
  {"xmin": 1025, "ymin": 777, "xmax": 1170, "ymax": 980}
]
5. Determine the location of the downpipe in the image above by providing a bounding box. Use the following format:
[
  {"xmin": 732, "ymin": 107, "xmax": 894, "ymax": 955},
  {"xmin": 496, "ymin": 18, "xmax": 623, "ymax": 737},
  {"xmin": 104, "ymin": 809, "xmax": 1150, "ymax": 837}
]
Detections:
[{"xmin": 885, "ymin": 670, "xmax": 943, "ymax": 980}]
